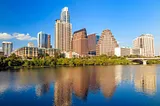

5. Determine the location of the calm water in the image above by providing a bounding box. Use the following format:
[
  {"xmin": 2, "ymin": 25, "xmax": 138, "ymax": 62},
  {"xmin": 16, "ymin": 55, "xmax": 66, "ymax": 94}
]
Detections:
[{"xmin": 0, "ymin": 65, "xmax": 160, "ymax": 106}]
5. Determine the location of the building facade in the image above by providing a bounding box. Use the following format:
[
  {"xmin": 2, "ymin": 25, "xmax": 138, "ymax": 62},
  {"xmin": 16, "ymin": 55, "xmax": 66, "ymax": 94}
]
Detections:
[
  {"xmin": 96, "ymin": 30, "xmax": 119, "ymax": 56},
  {"xmin": 131, "ymin": 48, "xmax": 144, "ymax": 56},
  {"xmin": 114, "ymin": 47, "xmax": 143, "ymax": 57},
  {"xmin": 61, "ymin": 7, "xmax": 70, "ymax": 23},
  {"xmin": 88, "ymin": 34, "xmax": 99, "ymax": 55},
  {"xmin": 55, "ymin": 7, "xmax": 72, "ymax": 52},
  {"xmin": 28, "ymin": 42, "xmax": 34, "ymax": 47},
  {"xmin": 72, "ymin": 28, "xmax": 88, "ymax": 57},
  {"xmin": 13, "ymin": 47, "xmax": 38, "ymax": 58},
  {"xmin": 13, "ymin": 47, "xmax": 59, "ymax": 58},
  {"xmin": 62, "ymin": 51, "xmax": 80, "ymax": 58},
  {"xmin": 2, "ymin": 41, "xmax": 13, "ymax": 56},
  {"xmin": 37, "ymin": 32, "xmax": 50, "ymax": 48},
  {"xmin": 133, "ymin": 34, "xmax": 155, "ymax": 57},
  {"xmin": 115, "ymin": 47, "xmax": 131, "ymax": 57},
  {"xmin": 47, "ymin": 35, "xmax": 51, "ymax": 48}
]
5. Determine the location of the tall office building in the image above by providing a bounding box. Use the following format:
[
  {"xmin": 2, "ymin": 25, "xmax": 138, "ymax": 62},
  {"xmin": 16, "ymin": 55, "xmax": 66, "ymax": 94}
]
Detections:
[
  {"xmin": 72, "ymin": 28, "xmax": 88, "ymax": 56},
  {"xmin": 133, "ymin": 34, "xmax": 155, "ymax": 57},
  {"xmin": 37, "ymin": 31, "xmax": 50, "ymax": 48},
  {"xmin": 2, "ymin": 41, "xmax": 13, "ymax": 56},
  {"xmin": 88, "ymin": 34, "xmax": 99, "ymax": 55},
  {"xmin": 61, "ymin": 7, "xmax": 70, "ymax": 23},
  {"xmin": 55, "ymin": 7, "xmax": 72, "ymax": 52},
  {"xmin": 96, "ymin": 29, "xmax": 119, "ymax": 56},
  {"xmin": 47, "ymin": 35, "xmax": 51, "ymax": 48}
]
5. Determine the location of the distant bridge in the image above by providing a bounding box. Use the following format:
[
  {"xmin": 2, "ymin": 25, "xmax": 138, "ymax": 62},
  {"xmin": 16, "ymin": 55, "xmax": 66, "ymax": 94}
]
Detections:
[{"xmin": 127, "ymin": 58, "xmax": 160, "ymax": 65}]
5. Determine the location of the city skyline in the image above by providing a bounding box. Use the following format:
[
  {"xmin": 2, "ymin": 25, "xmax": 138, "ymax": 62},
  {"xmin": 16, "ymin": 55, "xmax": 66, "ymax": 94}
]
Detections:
[{"xmin": 0, "ymin": 0, "xmax": 160, "ymax": 55}]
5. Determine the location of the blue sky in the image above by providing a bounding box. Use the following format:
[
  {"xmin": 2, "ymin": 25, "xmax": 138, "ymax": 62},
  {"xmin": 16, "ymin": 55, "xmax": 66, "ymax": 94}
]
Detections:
[{"xmin": 0, "ymin": 0, "xmax": 160, "ymax": 55}]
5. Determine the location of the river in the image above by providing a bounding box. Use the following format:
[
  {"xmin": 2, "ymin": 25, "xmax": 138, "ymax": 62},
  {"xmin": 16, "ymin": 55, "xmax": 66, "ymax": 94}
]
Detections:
[{"xmin": 0, "ymin": 65, "xmax": 160, "ymax": 106}]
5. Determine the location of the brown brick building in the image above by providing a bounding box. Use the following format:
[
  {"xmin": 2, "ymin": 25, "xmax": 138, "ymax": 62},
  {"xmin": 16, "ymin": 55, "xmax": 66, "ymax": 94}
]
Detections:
[
  {"xmin": 72, "ymin": 28, "xmax": 88, "ymax": 57},
  {"xmin": 96, "ymin": 29, "xmax": 119, "ymax": 56}
]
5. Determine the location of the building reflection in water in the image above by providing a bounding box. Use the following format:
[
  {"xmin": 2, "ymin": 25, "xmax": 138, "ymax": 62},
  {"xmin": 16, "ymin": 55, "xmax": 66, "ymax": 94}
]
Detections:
[
  {"xmin": 115, "ymin": 65, "xmax": 123, "ymax": 85},
  {"xmin": 36, "ymin": 83, "xmax": 50, "ymax": 97},
  {"xmin": 72, "ymin": 67, "xmax": 89, "ymax": 100},
  {"xmin": 54, "ymin": 68, "xmax": 72, "ymax": 106},
  {"xmin": 53, "ymin": 66, "xmax": 117, "ymax": 106},
  {"xmin": 53, "ymin": 65, "xmax": 157, "ymax": 106},
  {"xmin": 0, "ymin": 65, "xmax": 157, "ymax": 106},
  {"xmin": 89, "ymin": 67, "xmax": 99, "ymax": 93},
  {"xmin": 0, "ymin": 72, "xmax": 10, "ymax": 94},
  {"xmin": 134, "ymin": 66, "xmax": 157, "ymax": 95},
  {"xmin": 96, "ymin": 66, "xmax": 116, "ymax": 98}
]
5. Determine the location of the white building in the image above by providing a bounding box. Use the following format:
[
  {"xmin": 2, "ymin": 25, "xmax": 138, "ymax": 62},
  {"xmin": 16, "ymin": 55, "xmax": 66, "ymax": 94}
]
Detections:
[
  {"xmin": 115, "ymin": 47, "xmax": 143, "ymax": 57},
  {"xmin": 55, "ymin": 7, "xmax": 72, "ymax": 52},
  {"xmin": 28, "ymin": 42, "xmax": 34, "ymax": 47},
  {"xmin": 2, "ymin": 41, "xmax": 13, "ymax": 56},
  {"xmin": 133, "ymin": 34, "xmax": 155, "ymax": 57},
  {"xmin": 62, "ymin": 51, "xmax": 80, "ymax": 58},
  {"xmin": 115, "ymin": 47, "xmax": 131, "ymax": 57}
]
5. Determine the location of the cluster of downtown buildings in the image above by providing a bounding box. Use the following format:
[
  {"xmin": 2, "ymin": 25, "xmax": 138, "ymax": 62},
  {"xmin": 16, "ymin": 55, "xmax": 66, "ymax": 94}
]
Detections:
[{"xmin": 0, "ymin": 7, "xmax": 155, "ymax": 58}]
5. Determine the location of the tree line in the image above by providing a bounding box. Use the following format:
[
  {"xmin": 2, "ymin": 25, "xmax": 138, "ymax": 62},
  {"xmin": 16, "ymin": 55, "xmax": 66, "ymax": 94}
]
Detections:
[{"xmin": 0, "ymin": 54, "xmax": 160, "ymax": 70}]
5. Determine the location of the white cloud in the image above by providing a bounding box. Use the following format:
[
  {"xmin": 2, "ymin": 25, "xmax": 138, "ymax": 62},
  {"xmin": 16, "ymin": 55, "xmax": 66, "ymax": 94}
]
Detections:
[
  {"xmin": 0, "ymin": 33, "xmax": 13, "ymax": 40},
  {"xmin": 13, "ymin": 33, "xmax": 37, "ymax": 41},
  {"xmin": 0, "ymin": 32, "xmax": 37, "ymax": 41}
]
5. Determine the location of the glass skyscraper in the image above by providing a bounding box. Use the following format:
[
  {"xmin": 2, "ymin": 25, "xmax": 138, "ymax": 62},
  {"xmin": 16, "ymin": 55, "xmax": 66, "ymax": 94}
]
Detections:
[
  {"xmin": 60, "ymin": 7, "xmax": 70, "ymax": 23},
  {"xmin": 2, "ymin": 41, "xmax": 13, "ymax": 56},
  {"xmin": 37, "ymin": 31, "xmax": 50, "ymax": 48}
]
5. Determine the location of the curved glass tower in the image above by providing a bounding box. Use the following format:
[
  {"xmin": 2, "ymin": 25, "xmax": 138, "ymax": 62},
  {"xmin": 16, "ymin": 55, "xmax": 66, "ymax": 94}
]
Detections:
[{"xmin": 60, "ymin": 7, "xmax": 70, "ymax": 23}]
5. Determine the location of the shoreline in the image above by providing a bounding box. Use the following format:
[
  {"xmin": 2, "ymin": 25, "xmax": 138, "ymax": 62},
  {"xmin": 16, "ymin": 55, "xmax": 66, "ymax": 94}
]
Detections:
[
  {"xmin": 1, "ymin": 63, "xmax": 159, "ymax": 71},
  {"xmin": 1, "ymin": 54, "xmax": 160, "ymax": 71}
]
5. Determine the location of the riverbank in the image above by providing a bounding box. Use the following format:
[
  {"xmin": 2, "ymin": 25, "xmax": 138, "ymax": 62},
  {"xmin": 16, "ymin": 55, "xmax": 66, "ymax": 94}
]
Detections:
[{"xmin": 1, "ymin": 54, "xmax": 160, "ymax": 71}]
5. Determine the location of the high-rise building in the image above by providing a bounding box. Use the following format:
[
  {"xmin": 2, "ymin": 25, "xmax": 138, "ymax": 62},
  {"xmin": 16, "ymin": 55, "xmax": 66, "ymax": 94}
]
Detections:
[
  {"xmin": 96, "ymin": 35, "xmax": 100, "ymax": 44},
  {"xmin": 61, "ymin": 7, "xmax": 70, "ymax": 23},
  {"xmin": 2, "ymin": 41, "xmax": 13, "ymax": 56},
  {"xmin": 47, "ymin": 35, "xmax": 51, "ymax": 48},
  {"xmin": 72, "ymin": 28, "xmax": 88, "ymax": 57},
  {"xmin": 55, "ymin": 7, "xmax": 72, "ymax": 52},
  {"xmin": 88, "ymin": 34, "xmax": 99, "ymax": 55},
  {"xmin": 96, "ymin": 29, "xmax": 119, "ymax": 56},
  {"xmin": 133, "ymin": 34, "xmax": 155, "ymax": 57},
  {"xmin": 27, "ymin": 42, "xmax": 34, "ymax": 47},
  {"xmin": 37, "ymin": 31, "xmax": 50, "ymax": 48}
]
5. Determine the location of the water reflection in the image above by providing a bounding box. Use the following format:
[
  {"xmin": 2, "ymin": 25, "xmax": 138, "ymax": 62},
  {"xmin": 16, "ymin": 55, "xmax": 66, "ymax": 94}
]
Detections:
[
  {"xmin": 0, "ymin": 65, "xmax": 158, "ymax": 106},
  {"xmin": 36, "ymin": 83, "xmax": 50, "ymax": 97},
  {"xmin": 134, "ymin": 66, "xmax": 157, "ymax": 95}
]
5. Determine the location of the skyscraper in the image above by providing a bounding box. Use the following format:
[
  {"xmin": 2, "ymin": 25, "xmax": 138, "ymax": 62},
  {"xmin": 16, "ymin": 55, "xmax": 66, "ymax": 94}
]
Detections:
[
  {"xmin": 61, "ymin": 7, "xmax": 70, "ymax": 23},
  {"xmin": 47, "ymin": 35, "xmax": 51, "ymax": 48},
  {"xmin": 133, "ymin": 34, "xmax": 155, "ymax": 57},
  {"xmin": 96, "ymin": 29, "xmax": 119, "ymax": 56},
  {"xmin": 88, "ymin": 34, "xmax": 99, "ymax": 55},
  {"xmin": 72, "ymin": 28, "xmax": 88, "ymax": 56},
  {"xmin": 2, "ymin": 41, "xmax": 13, "ymax": 56},
  {"xmin": 55, "ymin": 7, "xmax": 72, "ymax": 52},
  {"xmin": 37, "ymin": 31, "xmax": 50, "ymax": 48}
]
